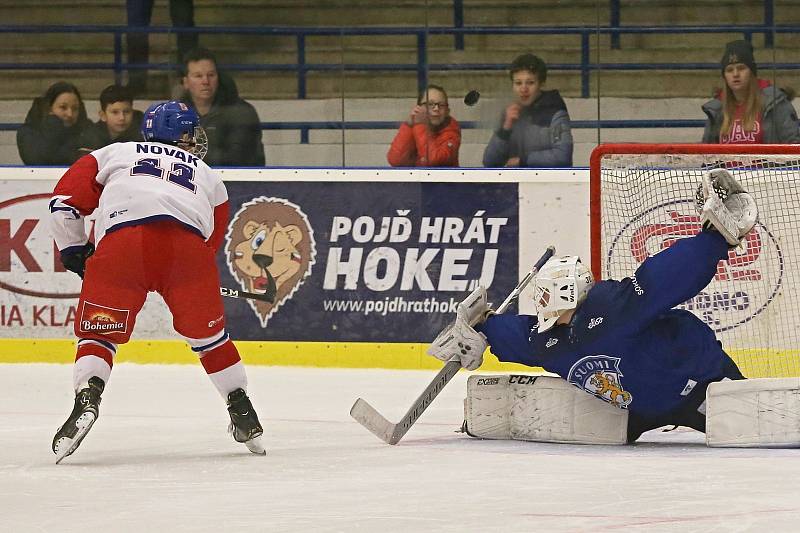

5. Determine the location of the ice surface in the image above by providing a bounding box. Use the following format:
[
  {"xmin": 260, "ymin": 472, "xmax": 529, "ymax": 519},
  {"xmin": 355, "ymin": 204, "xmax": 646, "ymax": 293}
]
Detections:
[{"xmin": 2, "ymin": 363, "xmax": 799, "ymax": 532}]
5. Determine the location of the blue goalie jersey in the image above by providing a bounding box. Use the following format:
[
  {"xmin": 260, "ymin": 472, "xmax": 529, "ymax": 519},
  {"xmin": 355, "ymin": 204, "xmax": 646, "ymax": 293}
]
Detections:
[{"xmin": 478, "ymin": 230, "xmax": 738, "ymax": 419}]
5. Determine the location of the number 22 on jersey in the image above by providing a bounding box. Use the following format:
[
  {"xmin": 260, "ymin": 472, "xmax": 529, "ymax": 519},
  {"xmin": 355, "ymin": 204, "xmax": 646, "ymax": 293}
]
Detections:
[{"xmin": 131, "ymin": 157, "xmax": 196, "ymax": 193}]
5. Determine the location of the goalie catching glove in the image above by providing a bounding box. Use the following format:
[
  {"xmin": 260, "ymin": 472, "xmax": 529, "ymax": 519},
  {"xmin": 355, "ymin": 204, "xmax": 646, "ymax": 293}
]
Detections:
[
  {"xmin": 695, "ymin": 168, "xmax": 758, "ymax": 247},
  {"xmin": 427, "ymin": 286, "xmax": 490, "ymax": 371}
]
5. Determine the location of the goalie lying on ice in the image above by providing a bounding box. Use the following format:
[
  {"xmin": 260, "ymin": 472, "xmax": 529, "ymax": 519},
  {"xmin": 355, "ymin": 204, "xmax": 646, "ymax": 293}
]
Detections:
[{"xmin": 430, "ymin": 169, "xmax": 800, "ymax": 447}]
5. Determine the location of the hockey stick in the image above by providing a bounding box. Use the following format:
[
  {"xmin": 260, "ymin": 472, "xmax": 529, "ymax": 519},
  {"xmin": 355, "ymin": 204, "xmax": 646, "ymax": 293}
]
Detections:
[
  {"xmin": 220, "ymin": 286, "xmax": 275, "ymax": 303},
  {"xmin": 350, "ymin": 245, "xmax": 556, "ymax": 445}
]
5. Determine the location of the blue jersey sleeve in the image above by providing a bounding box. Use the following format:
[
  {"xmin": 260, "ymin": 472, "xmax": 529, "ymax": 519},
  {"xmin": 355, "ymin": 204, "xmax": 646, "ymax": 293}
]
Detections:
[
  {"xmin": 476, "ymin": 314, "xmax": 538, "ymax": 365},
  {"xmin": 623, "ymin": 230, "xmax": 729, "ymax": 332}
]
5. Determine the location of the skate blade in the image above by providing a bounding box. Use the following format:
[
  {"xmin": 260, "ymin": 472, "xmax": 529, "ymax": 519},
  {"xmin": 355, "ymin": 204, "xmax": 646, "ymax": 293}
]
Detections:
[
  {"xmin": 54, "ymin": 412, "xmax": 96, "ymax": 464},
  {"xmin": 245, "ymin": 436, "xmax": 266, "ymax": 455}
]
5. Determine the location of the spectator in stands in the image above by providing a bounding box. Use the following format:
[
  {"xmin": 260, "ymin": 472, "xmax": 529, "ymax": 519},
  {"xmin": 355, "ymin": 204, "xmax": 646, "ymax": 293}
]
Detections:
[
  {"xmin": 387, "ymin": 84, "xmax": 461, "ymax": 167},
  {"xmin": 17, "ymin": 82, "xmax": 91, "ymax": 165},
  {"xmin": 483, "ymin": 53, "xmax": 573, "ymax": 168},
  {"xmin": 77, "ymin": 85, "xmax": 144, "ymax": 155},
  {"xmin": 126, "ymin": 0, "xmax": 198, "ymax": 96},
  {"xmin": 180, "ymin": 47, "xmax": 265, "ymax": 166},
  {"xmin": 702, "ymin": 40, "xmax": 800, "ymax": 144}
]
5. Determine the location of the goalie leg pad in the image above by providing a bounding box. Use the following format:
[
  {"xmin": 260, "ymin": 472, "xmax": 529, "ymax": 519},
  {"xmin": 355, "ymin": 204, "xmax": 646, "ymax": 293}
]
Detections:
[
  {"xmin": 464, "ymin": 374, "xmax": 629, "ymax": 445},
  {"xmin": 463, "ymin": 374, "xmax": 511, "ymax": 438},
  {"xmin": 706, "ymin": 378, "xmax": 800, "ymax": 448}
]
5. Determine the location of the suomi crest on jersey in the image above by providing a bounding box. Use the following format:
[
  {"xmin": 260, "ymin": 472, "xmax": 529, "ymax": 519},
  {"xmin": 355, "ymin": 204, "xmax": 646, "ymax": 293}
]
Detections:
[{"xmin": 568, "ymin": 355, "xmax": 632, "ymax": 408}]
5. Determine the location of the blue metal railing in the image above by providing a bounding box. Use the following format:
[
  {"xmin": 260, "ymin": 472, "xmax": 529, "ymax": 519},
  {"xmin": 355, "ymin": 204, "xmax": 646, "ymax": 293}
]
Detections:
[
  {"xmin": 0, "ymin": 119, "xmax": 707, "ymax": 131},
  {"xmin": 266, "ymin": 119, "xmax": 707, "ymax": 144},
  {"xmin": 451, "ymin": 0, "xmax": 777, "ymax": 51},
  {"xmin": 0, "ymin": 24, "xmax": 794, "ymax": 98},
  {"xmin": 0, "ymin": 119, "xmax": 707, "ymax": 146},
  {"xmin": 453, "ymin": 0, "xmax": 464, "ymax": 51},
  {"xmin": 608, "ymin": 1, "xmax": 776, "ymax": 49}
]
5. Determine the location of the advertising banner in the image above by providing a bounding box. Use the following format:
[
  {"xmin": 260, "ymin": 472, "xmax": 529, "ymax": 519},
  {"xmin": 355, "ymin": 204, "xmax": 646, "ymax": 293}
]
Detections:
[
  {"xmin": 0, "ymin": 181, "xmax": 81, "ymax": 337},
  {"xmin": 222, "ymin": 181, "xmax": 519, "ymax": 342},
  {"xmin": 0, "ymin": 177, "xmax": 520, "ymax": 345},
  {"xmin": 0, "ymin": 179, "xmax": 178, "ymax": 339}
]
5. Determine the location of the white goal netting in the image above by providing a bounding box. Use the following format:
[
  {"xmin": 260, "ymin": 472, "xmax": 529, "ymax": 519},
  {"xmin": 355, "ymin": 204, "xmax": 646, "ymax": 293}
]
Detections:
[{"xmin": 592, "ymin": 145, "xmax": 800, "ymax": 378}]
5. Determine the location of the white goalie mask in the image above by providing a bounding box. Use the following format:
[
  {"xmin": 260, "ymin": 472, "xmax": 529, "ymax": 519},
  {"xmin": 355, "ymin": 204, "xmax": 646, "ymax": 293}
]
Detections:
[{"xmin": 533, "ymin": 256, "xmax": 594, "ymax": 333}]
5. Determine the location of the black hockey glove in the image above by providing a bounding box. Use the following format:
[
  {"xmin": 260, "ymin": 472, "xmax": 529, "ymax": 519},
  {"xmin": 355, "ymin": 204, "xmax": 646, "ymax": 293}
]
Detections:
[{"xmin": 60, "ymin": 242, "xmax": 95, "ymax": 279}]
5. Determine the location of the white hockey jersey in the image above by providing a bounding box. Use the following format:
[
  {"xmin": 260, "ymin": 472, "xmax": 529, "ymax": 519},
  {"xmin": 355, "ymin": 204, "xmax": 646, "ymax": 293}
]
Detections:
[{"xmin": 49, "ymin": 141, "xmax": 229, "ymax": 253}]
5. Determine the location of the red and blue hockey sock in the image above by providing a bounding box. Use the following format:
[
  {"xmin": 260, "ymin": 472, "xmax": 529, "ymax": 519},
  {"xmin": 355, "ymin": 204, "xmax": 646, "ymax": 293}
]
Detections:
[
  {"xmin": 74, "ymin": 338, "xmax": 115, "ymax": 392},
  {"xmin": 189, "ymin": 330, "xmax": 248, "ymax": 398}
]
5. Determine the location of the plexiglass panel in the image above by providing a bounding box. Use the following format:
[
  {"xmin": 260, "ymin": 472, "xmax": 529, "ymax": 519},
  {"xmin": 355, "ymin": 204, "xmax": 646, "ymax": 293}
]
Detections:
[{"xmin": 0, "ymin": 2, "xmax": 798, "ymax": 167}]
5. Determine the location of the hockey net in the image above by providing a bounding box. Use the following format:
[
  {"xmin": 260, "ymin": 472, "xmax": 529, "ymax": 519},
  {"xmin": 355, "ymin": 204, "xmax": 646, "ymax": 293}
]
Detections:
[{"xmin": 590, "ymin": 144, "xmax": 800, "ymax": 378}]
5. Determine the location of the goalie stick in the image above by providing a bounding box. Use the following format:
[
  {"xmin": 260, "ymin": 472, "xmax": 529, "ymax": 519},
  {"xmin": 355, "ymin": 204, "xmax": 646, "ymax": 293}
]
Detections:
[{"xmin": 350, "ymin": 245, "xmax": 556, "ymax": 445}]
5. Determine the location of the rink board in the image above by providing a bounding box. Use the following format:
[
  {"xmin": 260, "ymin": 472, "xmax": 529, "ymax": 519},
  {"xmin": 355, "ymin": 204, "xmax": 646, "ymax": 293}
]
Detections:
[
  {"xmin": 0, "ymin": 167, "xmax": 796, "ymax": 375},
  {"xmin": 0, "ymin": 167, "xmax": 582, "ymax": 371}
]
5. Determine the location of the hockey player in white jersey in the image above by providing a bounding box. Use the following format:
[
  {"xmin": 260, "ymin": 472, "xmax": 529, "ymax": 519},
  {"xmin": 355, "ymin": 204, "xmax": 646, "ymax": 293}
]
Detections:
[
  {"xmin": 49, "ymin": 101, "xmax": 265, "ymax": 462},
  {"xmin": 428, "ymin": 168, "xmax": 785, "ymax": 445}
]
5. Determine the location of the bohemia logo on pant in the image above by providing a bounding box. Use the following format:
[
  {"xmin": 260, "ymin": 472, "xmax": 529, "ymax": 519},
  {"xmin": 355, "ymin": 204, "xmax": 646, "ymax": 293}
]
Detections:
[{"xmin": 78, "ymin": 300, "xmax": 130, "ymax": 334}]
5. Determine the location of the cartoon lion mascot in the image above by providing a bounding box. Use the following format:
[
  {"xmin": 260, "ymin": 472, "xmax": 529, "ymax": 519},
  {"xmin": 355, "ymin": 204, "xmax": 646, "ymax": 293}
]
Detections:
[{"xmin": 225, "ymin": 197, "xmax": 316, "ymax": 326}]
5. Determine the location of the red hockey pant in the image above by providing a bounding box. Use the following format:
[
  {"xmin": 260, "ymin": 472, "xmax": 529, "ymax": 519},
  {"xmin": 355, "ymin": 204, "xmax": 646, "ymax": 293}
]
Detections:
[{"xmin": 75, "ymin": 220, "xmax": 227, "ymax": 346}]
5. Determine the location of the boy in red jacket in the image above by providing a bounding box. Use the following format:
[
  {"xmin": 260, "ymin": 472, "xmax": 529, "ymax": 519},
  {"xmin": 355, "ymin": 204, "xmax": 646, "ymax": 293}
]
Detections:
[{"xmin": 387, "ymin": 84, "xmax": 461, "ymax": 167}]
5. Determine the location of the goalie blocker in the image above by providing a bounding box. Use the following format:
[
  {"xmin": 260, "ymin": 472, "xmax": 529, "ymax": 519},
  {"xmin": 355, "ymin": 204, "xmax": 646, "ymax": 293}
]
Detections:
[{"xmin": 464, "ymin": 375, "xmax": 800, "ymax": 447}]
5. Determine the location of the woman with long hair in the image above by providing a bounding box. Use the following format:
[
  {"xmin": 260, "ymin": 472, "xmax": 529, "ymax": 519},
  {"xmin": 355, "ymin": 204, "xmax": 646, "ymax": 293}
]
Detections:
[
  {"xmin": 702, "ymin": 40, "xmax": 799, "ymax": 144},
  {"xmin": 17, "ymin": 81, "xmax": 92, "ymax": 165}
]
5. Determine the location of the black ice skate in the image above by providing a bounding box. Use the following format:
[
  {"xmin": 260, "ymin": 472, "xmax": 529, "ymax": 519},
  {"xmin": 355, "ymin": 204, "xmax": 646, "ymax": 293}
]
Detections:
[
  {"xmin": 227, "ymin": 388, "xmax": 266, "ymax": 455},
  {"xmin": 52, "ymin": 376, "xmax": 105, "ymax": 464}
]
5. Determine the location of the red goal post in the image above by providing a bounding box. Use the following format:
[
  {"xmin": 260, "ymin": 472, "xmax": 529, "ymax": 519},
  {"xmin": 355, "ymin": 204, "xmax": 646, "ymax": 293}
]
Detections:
[{"xmin": 590, "ymin": 143, "xmax": 800, "ymax": 378}]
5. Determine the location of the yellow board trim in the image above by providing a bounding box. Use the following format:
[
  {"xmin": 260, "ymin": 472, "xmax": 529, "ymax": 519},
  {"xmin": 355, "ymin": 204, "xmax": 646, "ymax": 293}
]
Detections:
[
  {"xmin": 2, "ymin": 340, "xmax": 796, "ymax": 377},
  {"xmin": 729, "ymin": 349, "xmax": 800, "ymax": 379},
  {"xmin": 0, "ymin": 339, "xmax": 535, "ymax": 372}
]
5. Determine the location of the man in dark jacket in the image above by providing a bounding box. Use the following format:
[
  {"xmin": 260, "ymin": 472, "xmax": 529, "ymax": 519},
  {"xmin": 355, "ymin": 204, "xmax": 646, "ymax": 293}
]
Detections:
[
  {"xmin": 483, "ymin": 53, "xmax": 573, "ymax": 168},
  {"xmin": 180, "ymin": 47, "xmax": 265, "ymax": 166},
  {"xmin": 77, "ymin": 84, "xmax": 144, "ymax": 156}
]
